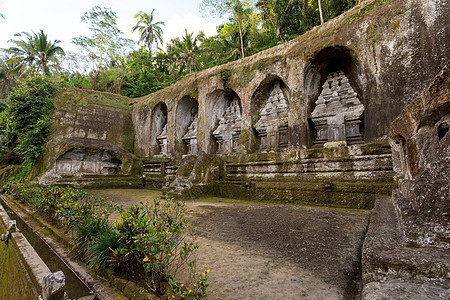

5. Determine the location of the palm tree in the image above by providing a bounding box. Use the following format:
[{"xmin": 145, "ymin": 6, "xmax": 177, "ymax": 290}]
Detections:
[
  {"xmin": 32, "ymin": 30, "xmax": 65, "ymax": 75},
  {"xmin": 168, "ymin": 30, "xmax": 200, "ymax": 74},
  {"xmin": 132, "ymin": 10, "xmax": 165, "ymax": 55},
  {"xmin": 0, "ymin": 55, "xmax": 25, "ymax": 98},
  {"xmin": 3, "ymin": 30, "xmax": 65, "ymax": 75}
]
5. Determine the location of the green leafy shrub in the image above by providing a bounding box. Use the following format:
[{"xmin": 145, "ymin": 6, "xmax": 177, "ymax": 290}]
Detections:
[
  {"xmin": 0, "ymin": 76, "xmax": 57, "ymax": 179},
  {"xmin": 73, "ymin": 216, "xmax": 112, "ymax": 258},
  {"xmin": 3, "ymin": 182, "xmax": 113, "ymax": 230},
  {"xmin": 89, "ymin": 227, "xmax": 121, "ymax": 269},
  {"xmin": 112, "ymin": 200, "xmax": 208, "ymax": 298},
  {"xmin": 3, "ymin": 182, "xmax": 208, "ymax": 299}
]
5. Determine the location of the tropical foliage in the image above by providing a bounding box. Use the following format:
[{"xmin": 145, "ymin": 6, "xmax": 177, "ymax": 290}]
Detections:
[
  {"xmin": 2, "ymin": 182, "xmax": 209, "ymax": 299},
  {"xmin": 2, "ymin": 30, "xmax": 65, "ymax": 75},
  {"xmin": 0, "ymin": 77, "xmax": 57, "ymax": 178},
  {"xmin": 132, "ymin": 9, "xmax": 165, "ymax": 54},
  {"xmin": 0, "ymin": 3, "xmax": 362, "ymax": 100}
]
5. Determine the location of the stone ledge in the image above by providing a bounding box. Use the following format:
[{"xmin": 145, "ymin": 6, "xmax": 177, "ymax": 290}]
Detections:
[
  {"xmin": 1, "ymin": 195, "xmax": 128, "ymax": 300},
  {"xmin": 362, "ymin": 196, "xmax": 450, "ymax": 299}
]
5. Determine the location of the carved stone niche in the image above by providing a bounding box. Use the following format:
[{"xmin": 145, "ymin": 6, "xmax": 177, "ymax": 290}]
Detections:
[
  {"xmin": 213, "ymin": 98, "xmax": 242, "ymax": 154},
  {"xmin": 254, "ymin": 81, "xmax": 289, "ymax": 151},
  {"xmin": 56, "ymin": 148, "xmax": 122, "ymax": 175},
  {"xmin": 156, "ymin": 124, "xmax": 168, "ymax": 156},
  {"xmin": 182, "ymin": 114, "xmax": 198, "ymax": 155},
  {"xmin": 311, "ymin": 70, "xmax": 363, "ymax": 147}
]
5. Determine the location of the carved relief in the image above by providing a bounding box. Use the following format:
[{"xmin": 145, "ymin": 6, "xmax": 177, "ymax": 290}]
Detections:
[
  {"xmin": 182, "ymin": 114, "xmax": 198, "ymax": 155},
  {"xmin": 213, "ymin": 98, "xmax": 242, "ymax": 154},
  {"xmin": 56, "ymin": 148, "xmax": 122, "ymax": 175},
  {"xmin": 255, "ymin": 81, "xmax": 289, "ymax": 151},
  {"xmin": 311, "ymin": 70, "xmax": 363, "ymax": 147},
  {"xmin": 156, "ymin": 124, "xmax": 168, "ymax": 155}
]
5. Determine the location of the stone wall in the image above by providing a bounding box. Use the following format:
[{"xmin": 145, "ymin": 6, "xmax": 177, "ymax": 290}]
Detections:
[
  {"xmin": 38, "ymin": 88, "xmax": 139, "ymax": 185},
  {"xmin": 131, "ymin": 0, "xmax": 450, "ymax": 159},
  {"xmin": 0, "ymin": 202, "xmax": 64, "ymax": 300},
  {"xmin": 390, "ymin": 62, "xmax": 449, "ymax": 247}
]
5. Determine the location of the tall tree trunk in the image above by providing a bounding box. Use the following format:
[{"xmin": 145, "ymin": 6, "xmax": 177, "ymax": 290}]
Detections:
[
  {"xmin": 238, "ymin": 22, "xmax": 245, "ymax": 59},
  {"xmin": 318, "ymin": 0, "xmax": 324, "ymax": 24}
]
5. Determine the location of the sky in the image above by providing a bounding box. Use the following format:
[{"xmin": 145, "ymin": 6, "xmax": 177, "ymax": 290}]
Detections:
[{"xmin": 0, "ymin": 0, "xmax": 222, "ymax": 53}]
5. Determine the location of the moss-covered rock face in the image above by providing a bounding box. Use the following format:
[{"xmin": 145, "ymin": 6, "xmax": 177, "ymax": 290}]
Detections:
[
  {"xmin": 131, "ymin": 0, "xmax": 449, "ymax": 159},
  {"xmin": 37, "ymin": 88, "xmax": 138, "ymax": 184},
  {"xmin": 0, "ymin": 207, "xmax": 41, "ymax": 300},
  {"xmin": 390, "ymin": 63, "xmax": 450, "ymax": 248}
]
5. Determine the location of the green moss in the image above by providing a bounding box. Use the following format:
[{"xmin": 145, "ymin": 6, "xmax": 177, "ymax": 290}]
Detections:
[
  {"xmin": 220, "ymin": 69, "xmax": 232, "ymax": 87},
  {"xmin": 366, "ymin": 23, "xmax": 378, "ymax": 71},
  {"xmin": 229, "ymin": 55, "xmax": 284, "ymax": 88},
  {"xmin": 0, "ymin": 223, "xmax": 38, "ymax": 299},
  {"xmin": 390, "ymin": 20, "xmax": 401, "ymax": 30},
  {"xmin": 359, "ymin": 143, "xmax": 391, "ymax": 155}
]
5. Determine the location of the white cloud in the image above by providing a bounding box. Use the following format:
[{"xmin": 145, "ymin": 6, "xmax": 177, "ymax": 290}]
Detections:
[{"xmin": 163, "ymin": 13, "xmax": 220, "ymax": 45}]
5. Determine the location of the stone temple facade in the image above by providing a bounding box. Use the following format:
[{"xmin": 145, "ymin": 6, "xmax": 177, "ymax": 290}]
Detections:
[
  {"xmin": 255, "ymin": 81, "xmax": 289, "ymax": 151},
  {"xmin": 213, "ymin": 98, "xmax": 242, "ymax": 154},
  {"xmin": 182, "ymin": 114, "xmax": 198, "ymax": 155},
  {"xmin": 156, "ymin": 124, "xmax": 168, "ymax": 156},
  {"xmin": 32, "ymin": 1, "xmax": 449, "ymax": 299},
  {"xmin": 311, "ymin": 70, "xmax": 364, "ymax": 147}
]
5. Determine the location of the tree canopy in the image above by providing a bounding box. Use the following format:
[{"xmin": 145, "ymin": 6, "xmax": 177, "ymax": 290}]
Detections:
[{"xmin": 0, "ymin": 2, "xmax": 362, "ymax": 99}]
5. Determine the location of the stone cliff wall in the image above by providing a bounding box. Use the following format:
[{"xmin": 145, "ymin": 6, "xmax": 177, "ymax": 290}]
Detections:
[
  {"xmin": 390, "ymin": 62, "xmax": 449, "ymax": 247},
  {"xmin": 131, "ymin": 0, "xmax": 450, "ymax": 159},
  {"xmin": 38, "ymin": 88, "xmax": 139, "ymax": 186}
]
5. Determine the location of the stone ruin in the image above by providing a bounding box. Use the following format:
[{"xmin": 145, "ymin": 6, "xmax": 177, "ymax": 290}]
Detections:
[
  {"xmin": 55, "ymin": 148, "xmax": 122, "ymax": 175},
  {"xmin": 182, "ymin": 114, "xmax": 198, "ymax": 155},
  {"xmin": 255, "ymin": 81, "xmax": 289, "ymax": 151},
  {"xmin": 212, "ymin": 98, "xmax": 242, "ymax": 154},
  {"xmin": 311, "ymin": 70, "xmax": 363, "ymax": 147},
  {"xmin": 156, "ymin": 124, "xmax": 168, "ymax": 156}
]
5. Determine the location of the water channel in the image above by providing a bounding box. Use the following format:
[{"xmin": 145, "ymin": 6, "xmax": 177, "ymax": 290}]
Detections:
[{"xmin": 1, "ymin": 199, "xmax": 94, "ymax": 300}]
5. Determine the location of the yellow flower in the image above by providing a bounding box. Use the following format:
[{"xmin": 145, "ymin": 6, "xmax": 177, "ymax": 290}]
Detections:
[
  {"xmin": 180, "ymin": 284, "xmax": 184, "ymax": 287},
  {"xmin": 172, "ymin": 295, "xmax": 175, "ymax": 298},
  {"xmin": 143, "ymin": 256, "xmax": 150, "ymax": 262},
  {"xmin": 202, "ymin": 272, "xmax": 205, "ymax": 277},
  {"xmin": 207, "ymin": 269, "xmax": 210, "ymax": 273},
  {"xmin": 189, "ymin": 290, "xmax": 192, "ymax": 293}
]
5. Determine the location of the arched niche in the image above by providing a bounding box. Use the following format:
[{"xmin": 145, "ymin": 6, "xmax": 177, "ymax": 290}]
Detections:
[
  {"xmin": 206, "ymin": 89, "xmax": 242, "ymax": 154},
  {"xmin": 176, "ymin": 96, "xmax": 199, "ymax": 155},
  {"xmin": 55, "ymin": 148, "xmax": 122, "ymax": 176},
  {"xmin": 304, "ymin": 46, "xmax": 364, "ymax": 147},
  {"xmin": 251, "ymin": 77, "xmax": 290, "ymax": 152},
  {"xmin": 150, "ymin": 102, "xmax": 168, "ymax": 156}
]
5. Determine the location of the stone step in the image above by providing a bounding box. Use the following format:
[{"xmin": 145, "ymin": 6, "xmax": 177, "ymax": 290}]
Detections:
[
  {"xmin": 54, "ymin": 175, "xmax": 139, "ymax": 188},
  {"xmin": 362, "ymin": 196, "xmax": 450, "ymax": 284}
]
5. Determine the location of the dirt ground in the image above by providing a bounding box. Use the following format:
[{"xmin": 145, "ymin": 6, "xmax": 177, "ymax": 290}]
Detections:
[{"xmin": 91, "ymin": 189, "xmax": 371, "ymax": 300}]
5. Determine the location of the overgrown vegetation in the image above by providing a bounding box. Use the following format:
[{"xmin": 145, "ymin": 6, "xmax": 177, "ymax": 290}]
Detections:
[
  {"xmin": 0, "ymin": 77, "xmax": 56, "ymax": 179},
  {"xmin": 1, "ymin": 2, "xmax": 363, "ymax": 99},
  {"xmin": 2, "ymin": 182, "xmax": 208, "ymax": 299}
]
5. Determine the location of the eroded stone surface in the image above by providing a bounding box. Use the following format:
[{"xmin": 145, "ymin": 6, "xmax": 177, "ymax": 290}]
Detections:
[
  {"xmin": 182, "ymin": 114, "xmax": 198, "ymax": 155},
  {"xmin": 56, "ymin": 148, "xmax": 122, "ymax": 176},
  {"xmin": 42, "ymin": 271, "xmax": 65, "ymax": 300},
  {"xmin": 311, "ymin": 70, "xmax": 364, "ymax": 147},
  {"xmin": 213, "ymin": 98, "xmax": 242, "ymax": 154},
  {"xmin": 389, "ymin": 63, "xmax": 449, "ymax": 248},
  {"xmin": 255, "ymin": 81, "xmax": 289, "ymax": 151}
]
